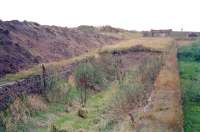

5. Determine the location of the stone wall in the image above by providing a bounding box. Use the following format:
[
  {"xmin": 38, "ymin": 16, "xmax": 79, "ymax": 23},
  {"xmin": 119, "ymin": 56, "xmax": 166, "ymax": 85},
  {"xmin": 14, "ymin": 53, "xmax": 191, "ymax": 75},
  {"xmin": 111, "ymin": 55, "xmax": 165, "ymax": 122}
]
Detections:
[
  {"xmin": 0, "ymin": 75, "xmax": 42, "ymax": 110},
  {"xmin": 0, "ymin": 61, "xmax": 81, "ymax": 111}
]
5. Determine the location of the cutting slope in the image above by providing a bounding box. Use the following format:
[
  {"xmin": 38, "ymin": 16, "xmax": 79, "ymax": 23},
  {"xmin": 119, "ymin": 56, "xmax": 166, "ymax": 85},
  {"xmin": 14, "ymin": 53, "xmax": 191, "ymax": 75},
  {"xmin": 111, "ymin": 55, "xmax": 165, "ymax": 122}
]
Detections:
[{"xmin": 0, "ymin": 20, "xmax": 134, "ymax": 76}]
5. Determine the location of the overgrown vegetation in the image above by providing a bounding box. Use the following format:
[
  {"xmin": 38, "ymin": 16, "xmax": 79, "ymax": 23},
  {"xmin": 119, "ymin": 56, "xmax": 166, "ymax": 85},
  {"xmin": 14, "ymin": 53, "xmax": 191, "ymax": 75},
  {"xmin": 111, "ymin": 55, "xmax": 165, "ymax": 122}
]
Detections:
[
  {"xmin": 0, "ymin": 46, "xmax": 164, "ymax": 131},
  {"xmin": 109, "ymin": 55, "xmax": 163, "ymax": 118},
  {"xmin": 178, "ymin": 41, "xmax": 200, "ymax": 61},
  {"xmin": 178, "ymin": 41, "xmax": 200, "ymax": 131},
  {"xmin": 0, "ymin": 94, "xmax": 48, "ymax": 132},
  {"xmin": 44, "ymin": 69, "xmax": 69, "ymax": 103}
]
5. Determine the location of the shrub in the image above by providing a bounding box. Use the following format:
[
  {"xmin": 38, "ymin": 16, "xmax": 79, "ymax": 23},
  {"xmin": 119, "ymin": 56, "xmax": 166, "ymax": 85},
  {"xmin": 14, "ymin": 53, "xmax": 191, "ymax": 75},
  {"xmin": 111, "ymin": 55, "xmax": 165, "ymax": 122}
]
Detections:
[
  {"xmin": 74, "ymin": 62, "xmax": 104, "ymax": 106},
  {"xmin": 91, "ymin": 54, "xmax": 117, "ymax": 81},
  {"xmin": 106, "ymin": 69, "xmax": 141, "ymax": 117},
  {"xmin": 112, "ymin": 79, "xmax": 144, "ymax": 115},
  {"xmin": 178, "ymin": 41, "xmax": 200, "ymax": 61},
  {"xmin": 75, "ymin": 62, "xmax": 104, "ymax": 87}
]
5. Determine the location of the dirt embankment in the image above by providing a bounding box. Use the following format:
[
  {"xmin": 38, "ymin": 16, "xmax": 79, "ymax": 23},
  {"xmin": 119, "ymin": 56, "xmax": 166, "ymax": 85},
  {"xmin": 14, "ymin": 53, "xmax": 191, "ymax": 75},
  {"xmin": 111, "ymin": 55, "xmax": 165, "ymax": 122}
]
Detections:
[
  {"xmin": 133, "ymin": 45, "xmax": 183, "ymax": 132},
  {"xmin": 0, "ymin": 28, "xmax": 38, "ymax": 77},
  {"xmin": 0, "ymin": 20, "xmax": 126, "ymax": 77}
]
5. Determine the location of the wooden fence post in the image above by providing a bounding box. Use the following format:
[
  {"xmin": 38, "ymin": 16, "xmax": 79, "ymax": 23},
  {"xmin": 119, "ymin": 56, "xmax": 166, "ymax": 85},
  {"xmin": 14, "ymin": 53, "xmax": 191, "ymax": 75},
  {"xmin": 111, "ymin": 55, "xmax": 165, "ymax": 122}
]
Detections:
[{"xmin": 42, "ymin": 64, "xmax": 47, "ymax": 91}]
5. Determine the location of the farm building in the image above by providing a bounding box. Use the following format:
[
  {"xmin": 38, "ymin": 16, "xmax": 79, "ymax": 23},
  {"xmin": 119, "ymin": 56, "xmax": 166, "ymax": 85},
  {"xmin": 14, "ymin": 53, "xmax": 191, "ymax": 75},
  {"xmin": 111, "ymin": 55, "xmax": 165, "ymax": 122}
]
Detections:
[
  {"xmin": 151, "ymin": 29, "xmax": 172, "ymax": 37},
  {"xmin": 143, "ymin": 29, "xmax": 172, "ymax": 37}
]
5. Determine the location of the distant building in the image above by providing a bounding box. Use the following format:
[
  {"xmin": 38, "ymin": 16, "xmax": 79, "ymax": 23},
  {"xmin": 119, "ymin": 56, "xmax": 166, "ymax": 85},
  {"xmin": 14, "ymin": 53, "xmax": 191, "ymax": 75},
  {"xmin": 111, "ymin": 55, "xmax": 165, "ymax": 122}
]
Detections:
[
  {"xmin": 143, "ymin": 29, "xmax": 172, "ymax": 37},
  {"xmin": 150, "ymin": 29, "xmax": 172, "ymax": 37}
]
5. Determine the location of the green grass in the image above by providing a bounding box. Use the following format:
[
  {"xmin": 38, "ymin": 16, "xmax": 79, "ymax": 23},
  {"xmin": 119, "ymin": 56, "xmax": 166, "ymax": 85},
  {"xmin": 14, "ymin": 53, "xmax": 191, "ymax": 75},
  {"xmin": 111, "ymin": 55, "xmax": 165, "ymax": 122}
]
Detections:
[
  {"xmin": 179, "ymin": 61, "xmax": 200, "ymax": 131},
  {"xmin": 35, "ymin": 82, "xmax": 117, "ymax": 131},
  {"xmin": 178, "ymin": 40, "xmax": 200, "ymax": 62},
  {"xmin": 178, "ymin": 41, "xmax": 200, "ymax": 131},
  {"xmin": 0, "ymin": 66, "xmax": 40, "ymax": 85}
]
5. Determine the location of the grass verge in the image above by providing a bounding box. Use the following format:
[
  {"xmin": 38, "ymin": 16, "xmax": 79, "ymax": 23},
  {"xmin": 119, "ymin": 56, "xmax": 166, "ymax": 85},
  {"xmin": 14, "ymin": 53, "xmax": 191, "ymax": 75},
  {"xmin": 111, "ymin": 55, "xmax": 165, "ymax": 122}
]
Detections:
[{"xmin": 178, "ymin": 41, "xmax": 200, "ymax": 131}]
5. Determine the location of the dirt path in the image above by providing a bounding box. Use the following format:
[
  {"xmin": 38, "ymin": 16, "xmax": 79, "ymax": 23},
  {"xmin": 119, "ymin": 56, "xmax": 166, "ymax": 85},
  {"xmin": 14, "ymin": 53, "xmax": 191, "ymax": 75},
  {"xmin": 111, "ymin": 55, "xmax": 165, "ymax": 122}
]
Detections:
[{"xmin": 132, "ymin": 45, "xmax": 183, "ymax": 132}]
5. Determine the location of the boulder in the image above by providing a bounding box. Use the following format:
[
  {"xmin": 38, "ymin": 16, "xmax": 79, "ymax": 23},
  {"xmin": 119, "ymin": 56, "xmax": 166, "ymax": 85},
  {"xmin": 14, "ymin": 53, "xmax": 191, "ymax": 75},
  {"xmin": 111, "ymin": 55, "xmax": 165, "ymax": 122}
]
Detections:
[{"xmin": 78, "ymin": 107, "xmax": 88, "ymax": 118}]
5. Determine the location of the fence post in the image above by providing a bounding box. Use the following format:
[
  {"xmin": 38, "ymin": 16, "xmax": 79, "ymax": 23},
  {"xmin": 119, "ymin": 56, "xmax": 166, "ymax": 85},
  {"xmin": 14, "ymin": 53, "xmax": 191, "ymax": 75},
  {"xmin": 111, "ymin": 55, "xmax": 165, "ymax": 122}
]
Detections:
[{"xmin": 42, "ymin": 64, "xmax": 47, "ymax": 91}]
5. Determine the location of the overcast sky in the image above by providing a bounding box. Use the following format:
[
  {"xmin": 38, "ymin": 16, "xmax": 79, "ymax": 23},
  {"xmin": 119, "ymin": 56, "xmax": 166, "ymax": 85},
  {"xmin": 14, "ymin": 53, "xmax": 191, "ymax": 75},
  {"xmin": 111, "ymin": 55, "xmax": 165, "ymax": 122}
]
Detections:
[{"xmin": 0, "ymin": 0, "xmax": 199, "ymax": 31}]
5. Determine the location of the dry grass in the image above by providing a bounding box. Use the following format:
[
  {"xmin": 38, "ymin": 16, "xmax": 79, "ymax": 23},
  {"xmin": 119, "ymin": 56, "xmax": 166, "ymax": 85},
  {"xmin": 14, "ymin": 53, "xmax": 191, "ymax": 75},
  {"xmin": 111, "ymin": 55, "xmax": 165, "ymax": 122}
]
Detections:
[
  {"xmin": 133, "ymin": 45, "xmax": 183, "ymax": 132},
  {"xmin": 0, "ymin": 97, "xmax": 30, "ymax": 132},
  {"xmin": 99, "ymin": 37, "xmax": 174, "ymax": 53},
  {"xmin": 26, "ymin": 95, "xmax": 47, "ymax": 111},
  {"xmin": 0, "ymin": 95, "xmax": 48, "ymax": 132},
  {"xmin": 100, "ymin": 31, "xmax": 142, "ymax": 40}
]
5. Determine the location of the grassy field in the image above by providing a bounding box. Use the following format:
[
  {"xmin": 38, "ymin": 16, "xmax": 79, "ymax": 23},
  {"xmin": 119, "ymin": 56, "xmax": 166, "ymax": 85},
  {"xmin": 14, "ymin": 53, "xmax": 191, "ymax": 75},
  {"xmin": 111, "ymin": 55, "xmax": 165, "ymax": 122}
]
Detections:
[
  {"xmin": 178, "ymin": 41, "xmax": 200, "ymax": 131},
  {"xmin": 38, "ymin": 82, "xmax": 118, "ymax": 131}
]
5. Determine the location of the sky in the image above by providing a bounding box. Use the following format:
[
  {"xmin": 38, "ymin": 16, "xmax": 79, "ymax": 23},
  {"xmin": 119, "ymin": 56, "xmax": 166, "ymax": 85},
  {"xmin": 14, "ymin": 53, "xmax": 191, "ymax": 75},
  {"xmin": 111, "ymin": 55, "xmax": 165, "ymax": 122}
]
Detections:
[{"xmin": 0, "ymin": 0, "xmax": 199, "ymax": 31}]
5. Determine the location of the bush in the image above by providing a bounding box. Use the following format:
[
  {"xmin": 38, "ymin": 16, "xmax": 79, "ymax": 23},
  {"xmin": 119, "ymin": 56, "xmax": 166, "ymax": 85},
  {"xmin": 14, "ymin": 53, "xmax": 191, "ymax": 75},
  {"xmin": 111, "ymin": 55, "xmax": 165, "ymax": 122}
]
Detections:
[
  {"xmin": 112, "ymin": 79, "xmax": 144, "ymax": 115},
  {"xmin": 178, "ymin": 41, "xmax": 200, "ymax": 61},
  {"xmin": 74, "ymin": 62, "xmax": 104, "ymax": 106},
  {"xmin": 75, "ymin": 62, "xmax": 104, "ymax": 88},
  {"xmin": 91, "ymin": 54, "xmax": 117, "ymax": 81},
  {"xmin": 106, "ymin": 69, "xmax": 143, "ymax": 118}
]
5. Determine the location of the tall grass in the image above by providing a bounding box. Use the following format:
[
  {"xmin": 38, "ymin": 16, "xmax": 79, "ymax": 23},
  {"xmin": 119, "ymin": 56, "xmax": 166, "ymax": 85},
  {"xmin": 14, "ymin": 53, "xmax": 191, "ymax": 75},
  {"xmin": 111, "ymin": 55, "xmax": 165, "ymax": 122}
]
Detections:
[
  {"xmin": 0, "ymin": 97, "xmax": 31, "ymax": 132},
  {"xmin": 44, "ymin": 69, "xmax": 69, "ymax": 103}
]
